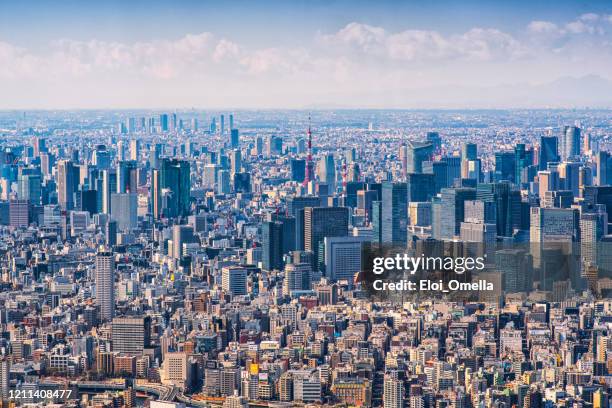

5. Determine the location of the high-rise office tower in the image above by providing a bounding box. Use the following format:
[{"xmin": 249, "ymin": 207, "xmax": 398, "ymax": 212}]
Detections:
[
  {"xmin": 291, "ymin": 159, "xmax": 306, "ymax": 183},
  {"xmin": 558, "ymin": 162, "xmax": 580, "ymax": 196},
  {"xmin": 381, "ymin": 182, "xmax": 408, "ymax": 245},
  {"xmin": 17, "ymin": 171, "xmax": 41, "ymax": 204},
  {"xmin": 493, "ymin": 152, "xmax": 516, "ymax": 183},
  {"xmin": 220, "ymin": 114, "xmax": 225, "ymax": 135},
  {"xmin": 159, "ymin": 114, "xmax": 169, "ymax": 132},
  {"xmin": 96, "ymin": 248, "xmax": 115, "ymax": 321},
  {"xmin": 129, "ymin": 139, "xmax": 139, "ymax": 161},
  {"xmin": 149, "ymin": 144, "xmax": 162, "ymax": 169},
  {"xmin": 229, "ymin": 114, "xmax": 234, "ymax": 131},
  {"xmin": 441, "ymin": 156, "xmax": 462, "ymax": 187},
  {"xmin": 161, "ymin": 352, "xmax": 191, "ymax": 391},
  {"xmin": 222, "ymin": 266, "xmax": 248, "ymax": 296},
  {"xmin": 160, "ymin": 158, "xmax": 191, "ymax": 218},
  {"xmin": 461, "ymin": 142, "xmax": 478, "ymax": 179},
  {"xmin": 539, "ymin": 136, "xmax": 559, "ymax": 171},
  {"xmin": 9, "ymin": 199, "xmax": 29, "ymax": 228},
  {"xmin": 112, "ymin": 316, "xmax": 151, "ymax": 355},
  {"xmin": 218, "ymin": 170, "xmax": 231, "ymax": 194},
  {"xmin": 476, "ymin": 182, "xmax": 521, "ymax": 237},
  {"xmin": 580, "ymin": 206, "xmax": 607, "ymax": 270},
  {"xmin": 303, "ymin": 207, "xmax": 349, "ymax": 266},
  {"xmin": 426, "ymin": 132, "xmax": 442, "ymax": 154},
  {"xmin": 560, "ymin": 125, "xmax": 581, "ymax": 161},
  {"xmin": 101, "ymin": 169, "xmax": 117, "ymax": 214},
  {"xmin": 423, "ymin": 160, "xmax": 450, "ymax": 194},
  {"xmin": 596, "ymin": 151, "xmax": 612, "ymax": 186},
  {"xmin": 230, "ymin": 149, "xmax": 242, "ymax": 175},
  {"xmin": 172, "ymin": 225, "xmax": 195, "ymax": 259},
  {"xmin": 406, "ymin": 141, "xmax": 434, "ymax": 175},
  {"xmin": 538, "ymin": 170, "xmax": 560, "ymax": 201},
  {"xmin": 438, "ymin": 187, "xmax": 476, "ymax": 240},
  {"xmin": 283, "ymin": 262, "xmax": 312, "ymax": 295},
  {"xmin": 514, "ymin": 144, "xmax": 533, "ymax": 187},
  {"xmin": 317, "ymin": 154, "xmax": 336, "ymax": 191},
  {"xmin": 324, "ymin": 236, "xmax": 366, "ymax": 282},
  {"xmin": 262, "ymin": 221, "xmax": 284, "ymax": 271},
  {"xmin": 406, "ymin": 173, "xmax": 434, "ymax": 203},
  {"xmin": 288, "ymin": 196, "xmax": 321, "ymax": 250},
  {"xmin": 230, "ymin": 129, "xmax": 239, "ymax": 148},
  {"xmin": 117, "ymin": 160, "xmax": 138, "ymax": 193},
  {"xmin": 151, "ymin": 169, "xmax": 161, "ymax": 220},
  {"xmin": 110, "ymin": 193, "xmax": 137, "ymax": 231},
  {"xmin": 32, "ymin": 137, "xmax": 47, "ymax": 157},
  {"xmin": 57, "ymin": 159, "xmax": 77, "ymax": 211}
]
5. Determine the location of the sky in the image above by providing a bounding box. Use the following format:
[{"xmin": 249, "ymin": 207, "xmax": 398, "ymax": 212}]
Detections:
[{"xmin": 1, "ymin": 0, "xmax": 612, "ymax": 109}]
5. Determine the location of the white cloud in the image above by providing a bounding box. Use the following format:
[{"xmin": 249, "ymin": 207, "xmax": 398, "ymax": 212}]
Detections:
[
  {"xmin": 527, "ymin": 21, "xmax": 560, "ymax": 34},
  {"xmin": 321, "ymin": 23, "xmax": 526, "ymax": 62},
  {"xmin": 0, "ymin": 14, "xmax": 610, "ymax": 108}
]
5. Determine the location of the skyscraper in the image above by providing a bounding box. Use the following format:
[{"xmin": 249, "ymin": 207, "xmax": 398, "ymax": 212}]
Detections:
[
  {"xmin": 461, "ymin": 142, "xmax": 478, "ymax": 179},
  {"xmin": 57, "ymin": 159, "xmax": 77, "ymax": 211},
  {"xmin": 560, "ymin": 126, "xmax": 581, "ymax": 161},
  {"xmin": 381, "ymin": 182, "xmax": 408, "ymax": 245},
  {"xmin": 96, "ymin": 248, "xmax": 115, "ymax": 321},
  {"xmin": 476, "ymin": 182, "xmax": 521, "ymax": 237},
  {"xmin": 17, "ymin": 171, "xmax": 41, "ymax": 204},
  {"xmin": 539, "ymin": 136, "xmax": 559, "ymax": 171},
  {"xmin": 405, "ymin": 141, "xmax": 433, "ymax": 174},
  {"xmin": 324, "ymin": 236, "xmax": 366, "ymax": 282},
  {"xmin": 283, "ymin": 262, "xmax": 312, "ymax": 295},
  {"xmin": 304, "ymin": 207, "xmax": 349, "ymax": 266},
  {"xmin": 596, "ymin": 151, "xmax": 612, "ymax": 186},
  {"xmin": 406, "ymin": 173, "xmax": 434, "ymax": 203},
  {"xmin": 172, "ymin": 225, "xmax": 195, "ymax": 259},
  {"xmin": 159, "ymin": 114, "xmax": 169, "ymax": 132},
  {"xmin": 222, "ymin": 266, "xmax": 248, "ymax": 296},
  {"xmin": 438, "ymin": 187, "xmax": 476, "ymax": 240},
  {"xmin": 317, "ymin": 154, "xmax": 336, "ymax": 191},
  {"xmin": 262, "ymin": 220, "xmax": 287, "ymax": 271},
  {"xmin": 288, "ymin": 196, "xmax": 321, "ymax": 250},
  {"xmin": 230, "ymin": 129, "xmax": 240, "ymax": 148},
  {"xmin": 160, "ymin": 158, "xmax": 191, "ymax": 218},
  {"xmin": 110, "ymin": 193, "xmax": 138, "ymax": 231}
]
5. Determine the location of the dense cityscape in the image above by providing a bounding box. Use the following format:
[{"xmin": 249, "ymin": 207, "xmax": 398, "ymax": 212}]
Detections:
[{"xmin": 0, "ymin": 109, "xmax": 609, "ymax": 408}]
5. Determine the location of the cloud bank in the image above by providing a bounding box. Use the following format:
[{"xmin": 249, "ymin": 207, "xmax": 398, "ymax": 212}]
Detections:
[{"xmin": 1, "ymin": 13, "xmax": 612, "ymax": 108}]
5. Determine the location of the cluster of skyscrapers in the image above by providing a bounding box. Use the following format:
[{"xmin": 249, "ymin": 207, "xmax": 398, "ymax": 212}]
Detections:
[{"xmin": 0, "ymin": 109, "xmax": 609, "ymax": 407}]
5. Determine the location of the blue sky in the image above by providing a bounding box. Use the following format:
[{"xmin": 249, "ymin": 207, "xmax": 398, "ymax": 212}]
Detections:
[{"xmin": 1, "ymin": 1, "xmax": 611, "ymax": 108}]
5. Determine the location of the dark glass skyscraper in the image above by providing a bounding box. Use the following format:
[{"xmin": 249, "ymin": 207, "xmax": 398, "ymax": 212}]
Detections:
[
  {"xmin": 381, "ymin": 182, "xmax": 408, "ymax": 245},
  {"xmin": 160, "ymin": 158, "xmax": 191, "ymax": 218},
  {"xmin": 476, "ymin": 182, "xmax": 521, "ymax": 237},
  {"xmin": 406, "ymin": 173, "xmax": 434, "ymax": 203},
  {"xmin": 303, "ymin": 207, "xmax": 349, "ymax": 267},
  {"xmin": 539, "ymin": 136, "xmax": 559, "ymax": 171}
]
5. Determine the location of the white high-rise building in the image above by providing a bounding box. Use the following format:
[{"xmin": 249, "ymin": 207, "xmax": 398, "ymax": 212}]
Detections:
[
  {"xmin": 383, "ymin": 376, "xmax": 403, "ymax": 408},
  {"xmin": 96, "ymin": 248, "xmax": 115, "ymax": 321}
]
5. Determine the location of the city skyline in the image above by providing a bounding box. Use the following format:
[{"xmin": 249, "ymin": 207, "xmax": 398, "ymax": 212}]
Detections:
[{"xmin": 1, "ymin": 1, "xmax": 612, "ymax": 109}]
